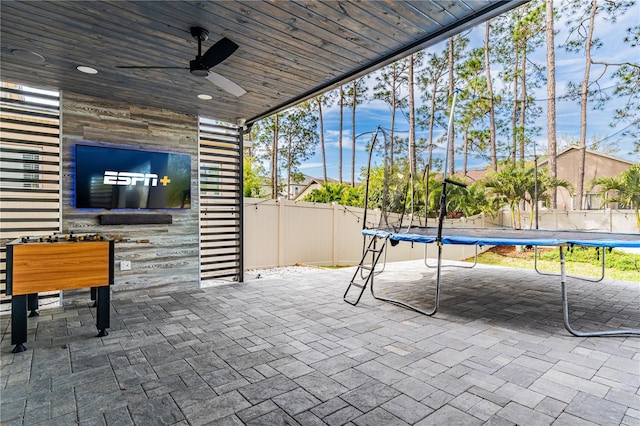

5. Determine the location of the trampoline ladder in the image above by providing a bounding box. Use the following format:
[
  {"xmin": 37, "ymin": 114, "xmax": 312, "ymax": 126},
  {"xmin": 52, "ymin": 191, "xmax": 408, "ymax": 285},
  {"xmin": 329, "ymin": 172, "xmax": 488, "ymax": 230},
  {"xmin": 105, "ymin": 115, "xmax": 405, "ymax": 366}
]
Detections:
[{"xmin": 344, "ymin": 236, "xmax": 387, "ymax": 306}]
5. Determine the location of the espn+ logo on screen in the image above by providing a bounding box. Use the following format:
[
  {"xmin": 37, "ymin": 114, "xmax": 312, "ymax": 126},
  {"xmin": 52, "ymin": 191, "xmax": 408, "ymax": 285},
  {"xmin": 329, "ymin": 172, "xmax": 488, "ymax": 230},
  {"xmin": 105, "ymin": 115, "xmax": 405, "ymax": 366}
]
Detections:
[{"xmin": 103, "ymin": 171, "xmax": 171, "ymax": 187}]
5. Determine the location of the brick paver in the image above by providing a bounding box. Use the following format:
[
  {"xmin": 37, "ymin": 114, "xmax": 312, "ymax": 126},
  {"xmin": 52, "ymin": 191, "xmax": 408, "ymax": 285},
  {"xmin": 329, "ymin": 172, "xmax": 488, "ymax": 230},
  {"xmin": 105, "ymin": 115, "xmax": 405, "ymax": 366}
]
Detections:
[{"xmin": 1, "ymin": 260, "xmax": 639, "ymax": 425}]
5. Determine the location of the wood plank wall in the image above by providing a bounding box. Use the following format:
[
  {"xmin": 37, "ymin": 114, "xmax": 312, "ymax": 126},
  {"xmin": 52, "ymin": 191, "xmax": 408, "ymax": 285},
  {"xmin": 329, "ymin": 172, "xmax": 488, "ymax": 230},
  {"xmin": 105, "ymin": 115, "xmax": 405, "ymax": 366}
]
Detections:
[{"xmin": 61, "ymin": 92, "xmax": 200, "ymax": 293}]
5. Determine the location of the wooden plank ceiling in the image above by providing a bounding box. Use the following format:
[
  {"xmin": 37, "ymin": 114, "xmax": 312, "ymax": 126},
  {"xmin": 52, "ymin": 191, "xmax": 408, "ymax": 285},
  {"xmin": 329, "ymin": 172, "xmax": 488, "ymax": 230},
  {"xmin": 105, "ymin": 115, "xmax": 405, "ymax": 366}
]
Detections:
[{"xmin": 1, "ymin": 1, "xmax": 526, "ymax": 126}]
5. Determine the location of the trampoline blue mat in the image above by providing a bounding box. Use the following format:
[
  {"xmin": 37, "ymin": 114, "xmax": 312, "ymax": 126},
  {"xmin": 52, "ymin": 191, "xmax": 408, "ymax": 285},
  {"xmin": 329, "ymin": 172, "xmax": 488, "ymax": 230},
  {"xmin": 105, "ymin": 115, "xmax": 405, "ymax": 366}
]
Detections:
[{"xmin": 363, "ymin": 227, "xmax": 640, "ymax": 248}]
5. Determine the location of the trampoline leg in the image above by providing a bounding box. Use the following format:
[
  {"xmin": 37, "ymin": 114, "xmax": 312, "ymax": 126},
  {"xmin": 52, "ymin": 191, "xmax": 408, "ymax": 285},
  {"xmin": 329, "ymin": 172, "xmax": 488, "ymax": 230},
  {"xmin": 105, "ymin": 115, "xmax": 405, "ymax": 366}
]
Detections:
[
  {"xmin": 560, "ymin": 246, "xmax": 640, "ymax": 337},
  {"xmin": 370, "ymin": 244, "xmax": 442, "ymax": 316},
  {"xmin": 536, "ymin": 245, "xmax": 605, "ymax": 283},
  {"xmin": 425, "ymin": 243, "xmax": 477, "ymax": 270}
]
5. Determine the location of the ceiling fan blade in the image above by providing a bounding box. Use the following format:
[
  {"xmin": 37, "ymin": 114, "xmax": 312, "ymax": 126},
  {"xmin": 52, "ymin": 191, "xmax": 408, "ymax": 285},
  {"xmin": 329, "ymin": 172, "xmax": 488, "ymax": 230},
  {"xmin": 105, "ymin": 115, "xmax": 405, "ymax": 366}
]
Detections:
[
  {"xmin": 205, "ymin": 72, "xmax": 247, "ymax": 97},
  {"xmin": 116, "ymin": 66, "xmax": 188, "ymax": 69},
  {"xmin": 201, "ymin": 37, "xmax": 238, "ymax": 69}
]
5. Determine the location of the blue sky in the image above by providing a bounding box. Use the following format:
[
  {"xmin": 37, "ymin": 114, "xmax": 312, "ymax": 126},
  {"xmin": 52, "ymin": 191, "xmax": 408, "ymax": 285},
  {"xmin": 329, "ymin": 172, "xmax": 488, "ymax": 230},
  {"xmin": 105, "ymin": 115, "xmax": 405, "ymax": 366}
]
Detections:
[{"xmin": 297, "ymin": 4, "xmax": 639, "ymax": 181}]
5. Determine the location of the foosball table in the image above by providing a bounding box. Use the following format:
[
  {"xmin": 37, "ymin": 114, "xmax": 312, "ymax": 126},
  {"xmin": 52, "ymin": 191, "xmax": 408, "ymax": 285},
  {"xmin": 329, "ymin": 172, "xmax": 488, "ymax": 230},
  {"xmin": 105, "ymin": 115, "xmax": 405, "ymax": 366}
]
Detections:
[{"xmin": 6, "ymin": 234, "xmax": 114, "ymax": 353}]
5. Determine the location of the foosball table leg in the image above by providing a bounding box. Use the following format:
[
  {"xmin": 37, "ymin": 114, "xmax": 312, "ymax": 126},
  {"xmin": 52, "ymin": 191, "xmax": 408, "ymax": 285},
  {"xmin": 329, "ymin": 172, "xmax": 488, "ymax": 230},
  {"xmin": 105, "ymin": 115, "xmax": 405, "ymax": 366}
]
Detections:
[
  {"xmin": 95, "ymin": 286, "xmax": 110, "ymax": 338},
  {"xmin": 11, "ymin": 295, "xmax": 28, "ymax": 353},
  {"xmin": 27, "ymin": 293, "xmax": 39, "ymax": 317}
]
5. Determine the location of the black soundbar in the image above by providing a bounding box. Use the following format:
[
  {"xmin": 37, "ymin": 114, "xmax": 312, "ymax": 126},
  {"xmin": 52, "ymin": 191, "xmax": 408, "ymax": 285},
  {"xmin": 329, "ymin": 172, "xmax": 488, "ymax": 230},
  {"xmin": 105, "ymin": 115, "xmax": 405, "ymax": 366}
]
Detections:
[{"xmin": 99, "ymin": 214, "xmax": 172, "ymax": 225}]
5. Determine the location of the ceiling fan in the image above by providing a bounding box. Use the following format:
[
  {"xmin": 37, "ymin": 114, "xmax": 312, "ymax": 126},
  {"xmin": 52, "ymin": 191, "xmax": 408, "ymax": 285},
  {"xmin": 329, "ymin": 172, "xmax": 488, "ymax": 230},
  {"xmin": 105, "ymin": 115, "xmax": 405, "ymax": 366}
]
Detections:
[{"xmin": 116, "ymin": 27, "xmax": 246, "ymax": 97}]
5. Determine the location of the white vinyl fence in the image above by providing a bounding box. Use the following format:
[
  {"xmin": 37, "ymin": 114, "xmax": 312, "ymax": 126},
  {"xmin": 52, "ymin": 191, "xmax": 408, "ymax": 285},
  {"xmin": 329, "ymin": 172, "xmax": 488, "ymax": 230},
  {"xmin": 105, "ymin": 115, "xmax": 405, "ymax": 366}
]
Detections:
[
  {"xmin": 244, "ymin": 198, "xmax": 486, "ymax": 269},
  {"xmin": 243, "ymin": 198, "xmax": 639, "ymax": 270}
]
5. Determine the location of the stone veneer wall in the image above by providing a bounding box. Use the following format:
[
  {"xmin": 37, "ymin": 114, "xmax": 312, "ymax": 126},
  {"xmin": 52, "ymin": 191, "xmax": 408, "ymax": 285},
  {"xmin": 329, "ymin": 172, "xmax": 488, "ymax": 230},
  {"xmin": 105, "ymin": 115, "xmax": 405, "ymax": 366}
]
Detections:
[{"xmin": 61, "ymin": 92, "xmax": 200, "ymax": 293}]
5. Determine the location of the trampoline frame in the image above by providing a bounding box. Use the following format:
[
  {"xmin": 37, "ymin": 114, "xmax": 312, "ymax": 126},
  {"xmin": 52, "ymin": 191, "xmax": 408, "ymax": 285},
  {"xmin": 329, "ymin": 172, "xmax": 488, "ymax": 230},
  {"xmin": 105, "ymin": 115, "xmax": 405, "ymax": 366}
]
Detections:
[{"xmin": 361, "ymin": 226, "xmax": 640, "ymax": 337}]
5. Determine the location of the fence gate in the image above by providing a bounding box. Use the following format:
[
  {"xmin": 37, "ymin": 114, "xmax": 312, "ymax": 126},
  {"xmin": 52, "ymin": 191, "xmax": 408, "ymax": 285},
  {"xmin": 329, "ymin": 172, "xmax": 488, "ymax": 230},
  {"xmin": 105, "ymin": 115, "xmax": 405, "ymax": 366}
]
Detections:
[
  {"xmin": 0, "ymin": 83, "xmax": 61, "ymax": 306},
  {"xmin": 199, "ymin": 119, "xmax": 243, "ymax": 284}
]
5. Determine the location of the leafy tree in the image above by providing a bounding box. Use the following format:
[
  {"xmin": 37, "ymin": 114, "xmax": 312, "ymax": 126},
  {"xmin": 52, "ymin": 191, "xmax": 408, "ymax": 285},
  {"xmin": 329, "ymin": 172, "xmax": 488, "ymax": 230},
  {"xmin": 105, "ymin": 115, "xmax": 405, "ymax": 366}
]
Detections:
[
  {"xmin": 545, "ymin": 0, "xmax": 559, "ymax": 207},
  {"xmin": 373, "ymin": 59, "xmax": 408, "ymax": 167},
  {"xmin": 610, "ymin": 24, "xmax": 640, "ymax": 154},
  {"xmin": 243, "ymin": 155, "xmax": 267, "ymax": 198},
  {"xmin": 522, "ymin": 165, "xmax": 573, "ymax": 228},
  {"xmin": 481, "ymin": 162, "xmax": 571, "ymax": 228},
  {"xmin": 345, "ymin": 77, "xmax": 369, "ymax": 186},
  {"xmin": 492, "ymin": 2, "xmax": 544, "ymax": 167},
  {"xmin": 444, "ymin": 181, "xmax": 502, "ymax": 218},
  {"xmin": 301, "ymin": 182, "xmax": 363, "ymax": 207},
  {"xmin": 252, "ymin": 105, "xmax": 318, "ymax": 199},
  {"xmin": 313, "ymin": 91, "xmax": 337, "ymax": 182},
  {"xmin": 456, "ymin": 47, "xmax": 491, "ymax": 176},
  {"xmin": 278, "ymin": 102, "xmax": 319, "ymax": 199},
  {"xmin": 406, "ymin": 53, "xmax": 423, "ymax": 177},
  {"xmin": 338, "ymin": 85, "xmax": 345, "ymax": 183},
  {"xmin": 250, "ymin": 114, "xmax": 282, "ymax": 198},
  {"xmin": 482, "ymin": 164, "xmax": 531, "ymax": 228},
  {"xmin": 484, "ymin": 20, "xmax": 499, "ymax": 171},
  {"xmin": 590, "ymin": 164, "xmax": 640, "ymax": 229},
  {"xmin": 416, "ymin": 46, "xmax": 449, "ymax": 173},
  {"xmin": 562, "ymin": 0, "xmax": 635, "ymax": 209}
]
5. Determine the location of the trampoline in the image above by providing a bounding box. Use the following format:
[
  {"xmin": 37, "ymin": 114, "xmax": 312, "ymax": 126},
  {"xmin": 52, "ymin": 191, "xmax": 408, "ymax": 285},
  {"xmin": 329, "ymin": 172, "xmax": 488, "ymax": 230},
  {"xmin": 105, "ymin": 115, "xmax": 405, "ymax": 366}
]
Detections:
[
  {"xmin": 343, "ymin": 108, "xmax": 640, "ymax": 337},
  {"xmin": 347, "ymin": 226, "xmax": 640, "ymax": 337}
]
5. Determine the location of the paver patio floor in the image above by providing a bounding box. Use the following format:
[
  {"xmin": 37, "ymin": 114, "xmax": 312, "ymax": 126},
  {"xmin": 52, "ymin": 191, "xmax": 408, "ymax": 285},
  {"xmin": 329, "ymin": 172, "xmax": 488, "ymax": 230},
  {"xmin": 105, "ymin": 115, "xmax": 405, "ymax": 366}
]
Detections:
[{"xmin": 1, "ymin": 261, "xmax": 639, "ymax": 425}]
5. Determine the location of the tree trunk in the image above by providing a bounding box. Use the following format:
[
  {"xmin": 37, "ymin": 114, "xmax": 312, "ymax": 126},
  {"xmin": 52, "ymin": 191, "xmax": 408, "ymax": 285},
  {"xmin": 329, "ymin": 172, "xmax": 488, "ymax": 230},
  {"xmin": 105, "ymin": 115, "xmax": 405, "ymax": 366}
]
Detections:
[
  {"xmin": 351, "ymin": 81, "xmax": 357, "ymax": 187},
  {"xmin": 389, "ymin": 70, "xmax": 396, "ymax": 169},
  {"xmin": 318, "ymin": 98, "xmax": 327, "ymax": 182},
  {"xmin": 427, "ymin": 82, "xmax": 438, "ymax": 171},
  {"xmin": 577, "ymin": 1, "xmax": 597, "ymax": 210},
  {"xmin": 339, "ymin": 86, "xmax": 344, "ymax": 183},
  {"xmin": 448, "ymin": 37, "xmax": 455, "ymax": 176},
  {"xmin": 409, "ymin": 54, "xmax": 416, "ymax": 177},
  {"xmin": 272, "ymin": 114, "xmax": 279, "ymax": 198},
  {"xmin": 463, "ymin": 130, "xmax": 469, "ymax": 176},
  {"xmin": 519, "ymin": 49, "xmax": 527, "ymax": 168},
  {"xmin": 511, "ymin": 47, "xmax": 519, "ymax": 167},
  {"xmin": 485, "ymin": 21, "xmax": 497, "ymax": 171},
  {"xmin": 546, "ymin": 0, "xmax": 558, "ymax": 208}
]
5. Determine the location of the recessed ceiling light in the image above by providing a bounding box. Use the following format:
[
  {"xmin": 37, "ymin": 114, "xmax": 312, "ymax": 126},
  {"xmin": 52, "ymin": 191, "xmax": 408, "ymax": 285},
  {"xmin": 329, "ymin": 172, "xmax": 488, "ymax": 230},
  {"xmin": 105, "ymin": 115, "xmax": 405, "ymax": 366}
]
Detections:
[
  {"xmin": 76, "ymin": 65, "xmax": 98, "ymax": 74},
  {"xmin": 197, "ymin": 94, "xmax": 213, "ymax": 100},
  {"xmin": 10, "ymin": 49, "xmax": 46, "ymax": 64}
]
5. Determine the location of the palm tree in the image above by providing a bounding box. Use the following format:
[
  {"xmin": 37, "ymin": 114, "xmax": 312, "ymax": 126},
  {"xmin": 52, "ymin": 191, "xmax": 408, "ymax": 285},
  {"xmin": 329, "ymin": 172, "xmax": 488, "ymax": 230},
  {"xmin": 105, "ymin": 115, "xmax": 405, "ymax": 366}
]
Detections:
[
  {"xmin": 523, "ymin": 167, "xmax": 572, "ymax": 228},
  {"xmin": 302, "ymin": 182, "xmax": 363, "ymax": 207},
  {"xmin": 590, "ymin": 164, "xmax": 640, "ymax": 230},
  {"xmin": 482, "ymin": 164, "xmax": 531, "ymax": 228},
  {"xmin": 482, "ymin": 163, "xmax": 572, "ymax": 229},
  {"xmin": 302, "ymin": 182, "xmax": 348, "ymax": 204}
]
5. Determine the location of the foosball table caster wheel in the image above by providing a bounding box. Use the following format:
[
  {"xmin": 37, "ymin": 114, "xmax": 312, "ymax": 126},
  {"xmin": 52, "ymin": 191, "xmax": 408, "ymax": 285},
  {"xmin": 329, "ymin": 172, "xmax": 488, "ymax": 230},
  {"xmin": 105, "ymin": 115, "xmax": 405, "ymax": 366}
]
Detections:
[{"xmin": 96, "ymin": 329, "xmax": 108, "ymax": 337}]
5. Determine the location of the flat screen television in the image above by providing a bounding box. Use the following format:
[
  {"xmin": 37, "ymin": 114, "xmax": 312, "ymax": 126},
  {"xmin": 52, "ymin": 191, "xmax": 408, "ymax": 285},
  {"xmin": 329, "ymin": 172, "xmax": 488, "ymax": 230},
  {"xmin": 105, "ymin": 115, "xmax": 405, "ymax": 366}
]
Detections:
[{"xmin": 75, "ymin": 144, "xmax": 191, "ymax": 209}]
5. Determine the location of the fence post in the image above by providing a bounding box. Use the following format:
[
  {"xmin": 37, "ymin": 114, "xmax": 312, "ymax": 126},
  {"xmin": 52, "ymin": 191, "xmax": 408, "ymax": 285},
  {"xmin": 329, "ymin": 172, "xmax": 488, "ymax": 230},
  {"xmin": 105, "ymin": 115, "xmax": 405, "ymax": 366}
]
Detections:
[
  {"xmin": 332, "ymin": 202, "xmax": 338, "ymax": 266},
  {"xmin": 277, "ymin": 197, "xmax": 284, "ymax": 267}
]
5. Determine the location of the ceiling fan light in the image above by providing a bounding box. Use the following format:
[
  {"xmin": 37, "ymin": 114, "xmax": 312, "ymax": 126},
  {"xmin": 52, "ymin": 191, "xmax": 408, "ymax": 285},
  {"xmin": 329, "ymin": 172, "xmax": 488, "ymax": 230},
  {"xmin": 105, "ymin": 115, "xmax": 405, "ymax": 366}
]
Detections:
[
  {"xmin": 190, "ymin": 68, "xmax": 209, "ymax": 77},
  {"xmin": 197, "ymin": 94, "xmax": 212, "ymax": 100},
  {"xmin": 189, "ymin": 59, "xmax": 209, "ymax": 77}
]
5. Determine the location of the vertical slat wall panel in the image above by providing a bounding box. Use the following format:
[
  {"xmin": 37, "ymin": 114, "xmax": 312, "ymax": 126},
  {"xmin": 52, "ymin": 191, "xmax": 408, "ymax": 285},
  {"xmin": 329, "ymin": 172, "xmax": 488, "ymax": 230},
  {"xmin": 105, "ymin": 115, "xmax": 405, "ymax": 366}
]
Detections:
[
  {"xmin": 199, "ymin": 119, "xmax": 243, "ymax": 283},
  {"xmin": 0, "ymin": 83, "xmax": 61, "ymax": 301}
]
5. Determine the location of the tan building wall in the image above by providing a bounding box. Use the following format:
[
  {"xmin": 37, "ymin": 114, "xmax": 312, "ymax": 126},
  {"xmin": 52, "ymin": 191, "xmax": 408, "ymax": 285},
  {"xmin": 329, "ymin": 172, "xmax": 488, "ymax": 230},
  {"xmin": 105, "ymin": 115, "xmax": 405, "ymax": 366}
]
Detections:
[{"xmin": 539, "ymin": 147, "xmax": 635, "ymax": 210}]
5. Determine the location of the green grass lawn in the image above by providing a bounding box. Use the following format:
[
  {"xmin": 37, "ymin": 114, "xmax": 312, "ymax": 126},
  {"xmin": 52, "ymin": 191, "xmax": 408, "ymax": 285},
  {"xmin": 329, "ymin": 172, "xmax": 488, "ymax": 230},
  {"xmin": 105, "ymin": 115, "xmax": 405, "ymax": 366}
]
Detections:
[{"xmin": 468, "ymin": 246, "xmax": 640, "ymax": 282}]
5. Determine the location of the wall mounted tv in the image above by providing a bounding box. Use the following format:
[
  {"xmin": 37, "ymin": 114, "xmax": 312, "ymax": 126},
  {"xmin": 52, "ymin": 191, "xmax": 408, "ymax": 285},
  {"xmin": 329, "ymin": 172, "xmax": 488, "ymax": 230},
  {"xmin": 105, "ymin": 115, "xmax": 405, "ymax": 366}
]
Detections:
[{"xmin": 75, "ymin": 144, "xmax": 191, "ymax": 209}]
